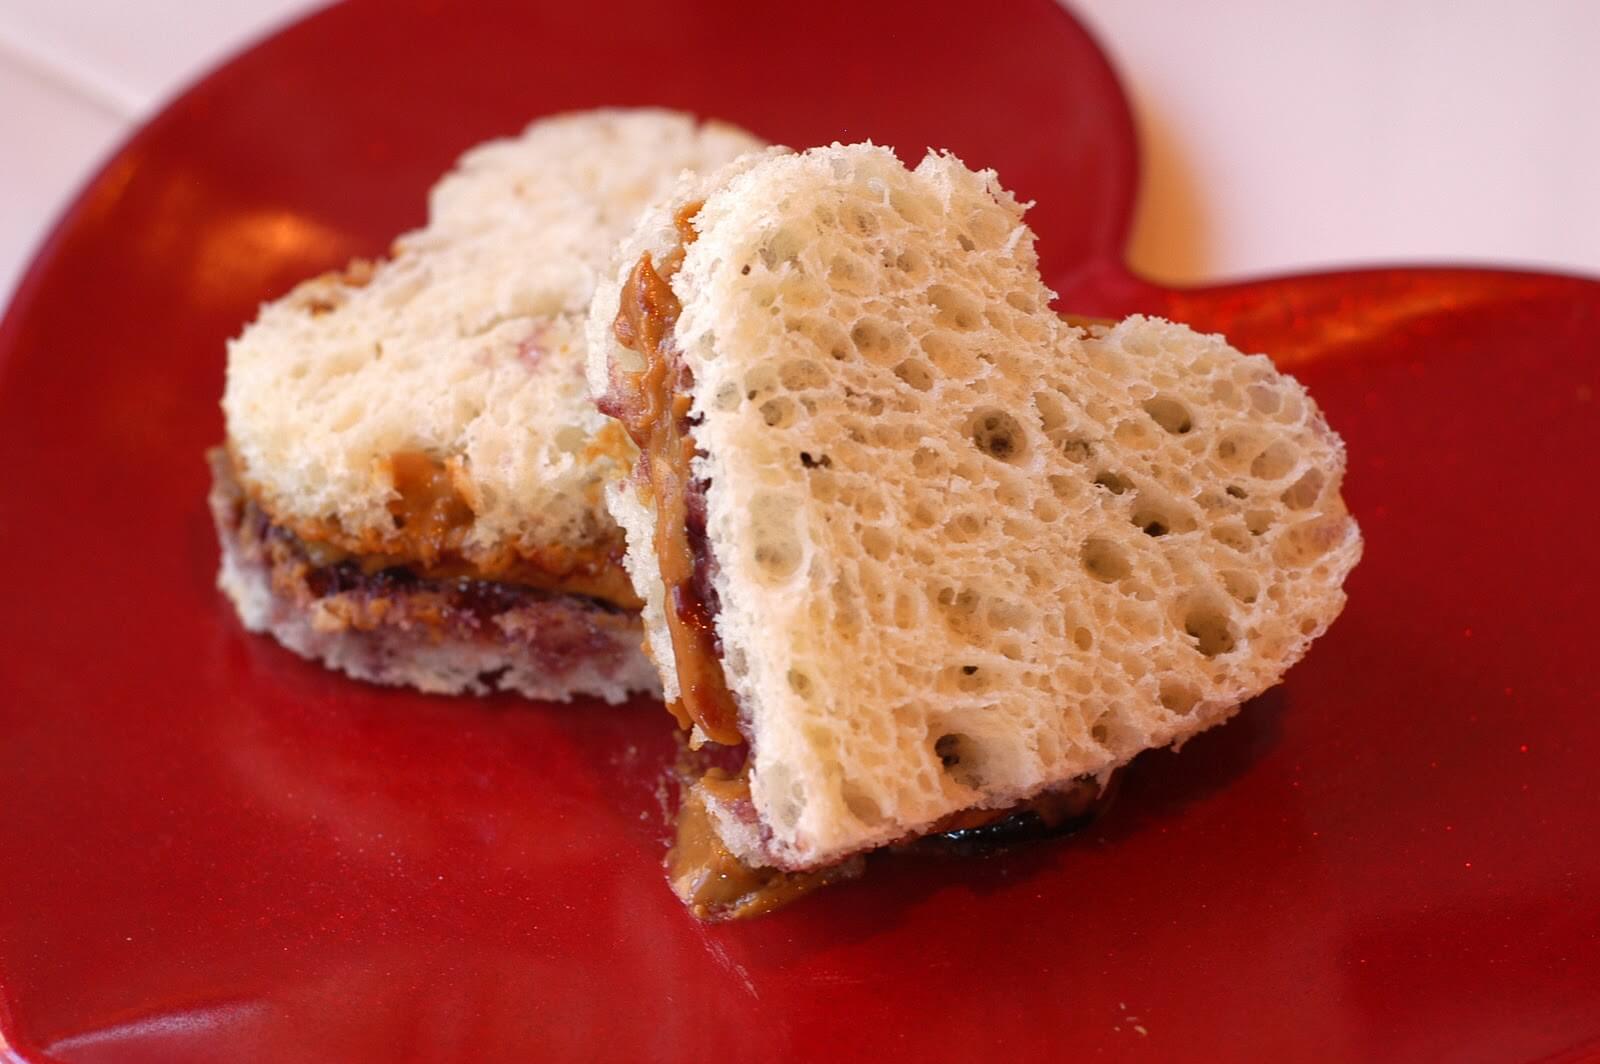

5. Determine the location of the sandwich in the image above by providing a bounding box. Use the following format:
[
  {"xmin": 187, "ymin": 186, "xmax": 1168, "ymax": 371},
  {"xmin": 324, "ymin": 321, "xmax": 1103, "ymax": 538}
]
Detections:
[
  {"xmin": 212, "ymin": 109, "xmax": 764, "ymax": 702},
  {"xmin": 587, "ymin": 144, "xmax": 1363, "ymax": 915}
]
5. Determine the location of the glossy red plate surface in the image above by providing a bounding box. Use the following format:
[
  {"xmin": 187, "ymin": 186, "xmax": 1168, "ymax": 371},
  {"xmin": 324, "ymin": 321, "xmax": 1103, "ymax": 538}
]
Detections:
[{"xmin": 2, "ymin": 2, "xmax": 1598, "ymax": 1061}]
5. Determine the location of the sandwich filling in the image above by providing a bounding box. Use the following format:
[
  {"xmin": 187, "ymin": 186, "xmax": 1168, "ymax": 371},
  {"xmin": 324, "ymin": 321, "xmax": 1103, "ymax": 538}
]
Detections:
[
  {"xmin": 208, "ymin": 449, "xmax": 651, "ymax": 697},
  {"xmin": 598, "ymin": 203, "xmax": 743, "ymax": 745},
  {"xmin": 225, "ymin": 448, "xmax": 640, "ymax": 609}
]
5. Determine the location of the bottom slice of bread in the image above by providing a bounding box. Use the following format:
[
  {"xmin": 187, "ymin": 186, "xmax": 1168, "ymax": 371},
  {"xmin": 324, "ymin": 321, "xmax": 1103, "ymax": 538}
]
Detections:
[{"xmin": 208, "ymin": 450, "xmax": 659, "ymax": 703}]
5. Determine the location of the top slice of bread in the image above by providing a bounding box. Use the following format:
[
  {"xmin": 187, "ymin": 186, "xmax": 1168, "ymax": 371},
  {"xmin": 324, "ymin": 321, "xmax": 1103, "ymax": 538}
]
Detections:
[
  {"xmin": 223, "ymin": 109, "xmax": 764, "ymax": 577},
  {"xmin": 589, "ymin": 144, "xmax": 1362, "ymax": 870}
]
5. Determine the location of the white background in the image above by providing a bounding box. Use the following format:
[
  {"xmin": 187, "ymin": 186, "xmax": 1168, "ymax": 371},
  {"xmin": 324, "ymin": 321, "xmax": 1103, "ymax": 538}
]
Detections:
[{"xmin": 2, "ymin": 0, "xmax": 1597, "ymax": 312}]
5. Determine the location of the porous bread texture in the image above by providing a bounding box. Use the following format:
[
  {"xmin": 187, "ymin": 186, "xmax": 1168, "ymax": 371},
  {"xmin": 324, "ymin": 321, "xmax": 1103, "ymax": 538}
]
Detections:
[
  {"xmin": 592, "ymin": 144, "xmax": 1363, "ymax": 870},
  {"xmin": 224, "ymin": 109, "xmax": 764, "ymax": 572}
]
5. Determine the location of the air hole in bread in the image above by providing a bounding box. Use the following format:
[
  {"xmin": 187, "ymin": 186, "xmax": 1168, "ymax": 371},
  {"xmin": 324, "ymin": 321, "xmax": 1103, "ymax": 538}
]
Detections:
[
  {"xmin": 1281, "ymin": 467, "xmax": 1325, "ymax": 510},
  {"xmin": 850, "ymin": 317, "xmax": 905, "ymax": 366},
  {"xmin": 841, "ymin": 781, "xmax": 886, "ymax": 827},
  {"xmin": 1094, "ymin": 471, "xmax": 1131, "ymax": 495},
  {"xmin": 970, "ymin": 409, "xmax": 1027, "ymax": 464},
  {"xmin": 1143, "ymin": 395, "xmax": 1194, "ymax": 434},
  {"xmin": 1251, "ymin": 440, "xmax": 1298, "ymax": 480},
  {"xmin": 759, "ymin": 396, "xmax": 795, "ymax": 427},
  {"xmin": 1132, "ymin": 496, "xmax": 1195, "ymax": 538},
  {"xmin": 743, "ymin": 362, "xmax": 780, "ymax": 402},
  {"xmin": 1184, "ymin": 601, "xmax": 1237, "ymax": 657},
  {"xmin": 956, "ymin": 233, "xmax": 976, "ymax": 252},
  {"xmin": 1212, "ymin": 522, "xmax": 1252, "ymax": 552},
  {"xmin": 779, "ymin": 359, "xmax": 827, "ymax": 391},
  {"xmin": 893, "ymin": 358, "xmax": 933, "ymax": 391},
  {"xmin": 890, "ymin": 248, "xmax": 926, "ymax": 279},
  {"xmin": 934, "ymin": 586, "xmax": 984, "ymax": 636},
  {"xmin": 1090, "ymin": 719, "xmax": 1110, "ymax": 744},
  {"xmin": 1007, "ymin": 291, "xmax": 1037, "ymax": 313},
  {"xmin": 1215, "ymin": 431, "xmax": 1263, "ymax": 470},
  {"xmin": 748, "ymin": 493, "xmax": 802, "ymax": 583},
  {"xmin": 1057, "ymin": 438, "xmax": 1093, "ymax": 463},
  {"xmin": 828, "ymin": 253, "xmax": 872, "ymax": 296},
  {"xmin": 1159, "ymin": 680, "xmax": 1200, "ymax": 714},
  {"xmin": 910, "ymin": 446, "xmax": 942, "ymax": 476},
  {"xmin": 798, "ymin": 451, "xmax": 831, "ymax": 469},
  {"xmin": 1225, "ymin": 484, "xmax": 1247, "ymax": 500},
  {"xmin": 1049, "ymin": 474, "xmax": 1083, "ymax": 502},
  {"xmin": 929, "ymin": 285, "xmax": 982, "ymax": 331},
  {"xmin": 1073, "ymin": 626, "xmax": 1094, "ymax": 651},
  {"xmin": 1299, "ymin": 616, "xmax": 1320, "ymax": 636},
  {"xmin": 934, "ymin": 732, "xmax": 985, "ymax": 788},
  {"xmin": 861, "ymin": 526, "xmax": 893, "ymax": 562},
  {"xmin": 1249, "ymin": 384, "xmax": 1282, "ymax": 414},
  {"xmin": 1245, "ymin": 509, "xmax": 1275, "ymax": 535},
  {"xmin": 787, "ymin": 668, "xmax": 813, "ymax": 698},
  {"xmin": 1220, "ymin": 568, "xmax": 1260, "ymax": 604},
  {"xmin": 1082, "ymin": 537, "xmax": 1131, "ymax": 582},
  {"xmin": 946, "ymin": 664, "xmax": 990, "ymax": 694}
]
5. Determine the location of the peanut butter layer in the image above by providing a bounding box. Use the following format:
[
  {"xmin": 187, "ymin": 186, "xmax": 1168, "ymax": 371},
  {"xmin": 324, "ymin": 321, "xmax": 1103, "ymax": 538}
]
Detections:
[
  {"xmin": 224, "ymin": 446, "xmax": 641, "ymax": 609},
  {"xmin": 599, "ymin": 204, "xmax": 744, "ymax": 745}
]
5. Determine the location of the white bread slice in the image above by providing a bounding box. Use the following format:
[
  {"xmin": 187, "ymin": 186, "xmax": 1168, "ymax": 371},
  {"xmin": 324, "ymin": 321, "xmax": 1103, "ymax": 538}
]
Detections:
[
  {"xmin": 223, "ymin": 109, "xmax": 764, "ymax": 581},
  {"xmin": 589, "ymin": 144, "xmax": 1362, "ymax": 870}
]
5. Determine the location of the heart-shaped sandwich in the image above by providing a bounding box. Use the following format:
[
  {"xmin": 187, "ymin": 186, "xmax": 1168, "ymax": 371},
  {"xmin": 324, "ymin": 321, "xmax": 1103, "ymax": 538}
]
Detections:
[
  {"xmin": 589, "ymin": 144, "xmax": 1362, "ymax": 915},
  {"xmin": 214, "ymin": 109, "xmax": 763, "ymax": 702}
]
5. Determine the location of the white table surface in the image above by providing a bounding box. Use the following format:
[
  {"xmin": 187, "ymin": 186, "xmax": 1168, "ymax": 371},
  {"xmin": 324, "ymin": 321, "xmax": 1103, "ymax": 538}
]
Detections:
[{"xmin": 2, "ymin": 0, "xmax": 1597, "ymax": 317}]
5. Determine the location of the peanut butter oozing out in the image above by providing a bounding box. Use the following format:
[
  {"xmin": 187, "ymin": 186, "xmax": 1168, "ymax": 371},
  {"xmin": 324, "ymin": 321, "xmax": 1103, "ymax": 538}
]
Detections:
[{"xmin": 666, "ymin": 769, "xmax": 855, "ymax": 920}]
